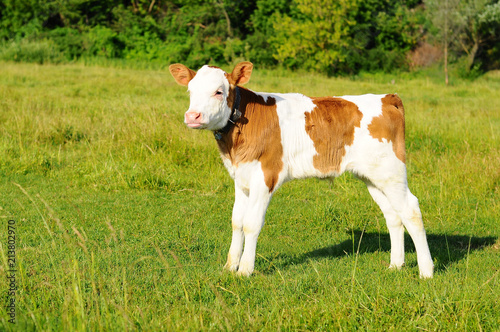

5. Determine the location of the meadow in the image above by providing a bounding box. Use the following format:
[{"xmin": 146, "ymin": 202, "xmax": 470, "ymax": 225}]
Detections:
[{"xmin": 0, "ymin": 61, "xmax": 499, "ymax": 331}]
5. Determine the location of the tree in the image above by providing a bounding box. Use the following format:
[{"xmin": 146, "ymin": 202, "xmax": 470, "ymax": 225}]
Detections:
[
  {"xmin": 271, "ymin": 0, "xmax": 424, "ymax": 74},
  {"xmin": 271, "ymin": 0, "xmax": 361, "ymax": 74},
  {"xmin": 425, "ymin": 0, "xmax": 464, "ymax": 84},
  {"xmin": 245, "ymin": 0, "xmax": 292, "ymax": 66},
  {"xmin": 459, "ymin": 0, "xmax": 500, "ymax": 72},
  {"xmin": 425, "ymin": 0, "xmax": 500, "ymax": 82}
]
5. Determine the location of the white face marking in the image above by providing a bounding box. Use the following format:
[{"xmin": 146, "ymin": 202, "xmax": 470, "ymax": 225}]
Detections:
[{"xmin": 186, "ymin": 66, "xmax": 232, "ymax": 130}]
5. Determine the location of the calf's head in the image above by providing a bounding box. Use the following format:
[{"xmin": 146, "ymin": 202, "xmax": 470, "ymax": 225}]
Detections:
[{"xmin": 169, "ymin": 62, "xmax": 253, "ymax": 131}]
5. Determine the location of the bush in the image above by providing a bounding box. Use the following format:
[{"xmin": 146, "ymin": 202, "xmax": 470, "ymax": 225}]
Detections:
[
  {"xmin": 408, "ymin": 42, "xmax": 442, "ymax": 69},
  {"xmin": 0, "ymin": 38, "xmax": 64, "ymax": 64},
  {"xmin": 84, "ymin": 25, "xmax": 124, "ymax": 58},
  {"xmin": 456, "ymin": 57, "xmax": 484, "ymax": 80},
  {"xmin": 44, "ymin": 28, "xmax": 85, "ymax": 60}
]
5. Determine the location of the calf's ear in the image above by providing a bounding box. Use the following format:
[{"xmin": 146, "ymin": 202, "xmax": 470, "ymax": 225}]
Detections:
[
  {"xmin": 169, "ymin": 64, "xmax": 196, "ymax": 86},
  {"xmin": 228, "ymin": 62, "xmax": 253, "ymax": 86}
]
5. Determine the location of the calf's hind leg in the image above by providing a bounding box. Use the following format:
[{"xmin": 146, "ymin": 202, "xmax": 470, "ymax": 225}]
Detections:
[
  {"xmin": 365, "ymin": 183, "xmax": 405, "ymax": 270},
  {"xmin": 365, "ymin": 178, "xmax": 434, "ymax": 278}
]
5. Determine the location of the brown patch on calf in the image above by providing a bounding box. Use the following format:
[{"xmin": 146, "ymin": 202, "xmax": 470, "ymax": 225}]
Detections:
[
  {"xmin": 305, "ymin": 98, "xmax": 363, "ymax": 174},
  {"xmin": 368, "ymin": 94, "xmax": 406, "ymax": 163},
  {"xmin": 217, "ymin": 87, "xmax": 283, "ymax": 192},
  {"xmin": 226, "ymin": 85, "xmax": 238, "ymax": 110},
  {"xmin": 169, "ymin": 64, "xmax": 196, "ymax": 86},
  {"xmin": 226, "ymin": 62, "xmax": 253, "ymax": 85}
]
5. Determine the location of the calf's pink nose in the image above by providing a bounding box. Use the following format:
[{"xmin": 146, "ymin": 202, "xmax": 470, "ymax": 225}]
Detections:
[{"xmin": 184, "ymin": 111, "xmax": 202, "ymax": 125}]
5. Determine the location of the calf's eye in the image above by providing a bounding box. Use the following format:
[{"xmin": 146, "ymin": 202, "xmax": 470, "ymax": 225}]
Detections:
[{"xmin": 215, "ymin": 90, "xmax": 223, "ymax": 96}]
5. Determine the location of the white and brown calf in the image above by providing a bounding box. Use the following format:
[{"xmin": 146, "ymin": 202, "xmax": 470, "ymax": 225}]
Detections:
[{"xmin": 169, "ymin": 62, "xmax": 434, "ymax": 278}]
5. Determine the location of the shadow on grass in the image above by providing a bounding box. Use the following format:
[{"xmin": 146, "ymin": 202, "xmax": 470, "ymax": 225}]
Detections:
[{"xmin": 270, "ymin": 230, "xmax": 497, "ymax": 274}]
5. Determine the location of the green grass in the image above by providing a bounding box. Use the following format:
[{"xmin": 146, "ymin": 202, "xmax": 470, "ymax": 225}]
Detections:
[{"xmin": 0, "ymin": 61, "xmax": 499, "ymax": 331}]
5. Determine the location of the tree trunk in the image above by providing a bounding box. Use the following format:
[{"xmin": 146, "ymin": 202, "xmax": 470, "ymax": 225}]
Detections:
[
  {"xmin": 467, "ymin": 40, "xmax": 479, "ymax": 72},
  {"xmin": 217, "ymin": 1, "xmax": 232, "ymax": 38},
  {"xmin": 444, "ymin": 43, "xmax": 449, "ymax": 85},
  {"xmin": 444, "ymin": 0, "xmax": 449, "ymax": 86},
  {"xmin": 148, "ymin": 0, "xmax": 156, "ymax": 13}
]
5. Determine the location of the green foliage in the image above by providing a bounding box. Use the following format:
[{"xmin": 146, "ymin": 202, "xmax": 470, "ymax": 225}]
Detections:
[
  {"xmin": 271, "ymin": 0, "xmax": 425, "ymax": 74},
  {"xmin": 0, "ymin": 38, "xmax": 65, "ymax": 63},
  {"xmin": 0, "ymin": 0, "xmax": 499, "ymax": 74},
  {"xmin": 84, "ymin": 25, "xmax": 123, "ymax": 58},
  {"xmin": 473, "ymin": 1, "xmax": 500, "ymax": 70},
  {"xmin": 245, "ymin": 0, "xmax": 292, "ymax": 66},
  {"xmin": 272, "ymin": 0, "xmax": 360, "ymax": 73},
  {"xmin": 425, "ymin": 0, "xmax": 500, "ymax": 76}
]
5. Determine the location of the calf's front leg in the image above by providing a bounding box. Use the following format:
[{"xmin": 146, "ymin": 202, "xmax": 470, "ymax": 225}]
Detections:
[
  {"xmin": 236, "ymin": 184, "xmax": 272, "ymax": 276},
  {"xmin": 224, "ymin": 185, "xmax": 248, "ymax": 272},
  {"xmin": 224, "ymin": 177, "xmax": 273, "ymax": 276}
]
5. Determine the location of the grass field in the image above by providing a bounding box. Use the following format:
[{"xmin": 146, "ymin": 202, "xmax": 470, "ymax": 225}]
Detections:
[{"xmin": 0, "ymin": 61, "xmax": 499, "ymax": 331}]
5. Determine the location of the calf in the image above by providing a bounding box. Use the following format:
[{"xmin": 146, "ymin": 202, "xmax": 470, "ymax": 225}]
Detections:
[{"xmin": 169, "ymin": 62, "xmax": 434, "ymax": 278}]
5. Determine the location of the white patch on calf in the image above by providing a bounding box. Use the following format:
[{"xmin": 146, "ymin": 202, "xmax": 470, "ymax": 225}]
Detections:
[
  {"xmin": 273, "ymin": 93, "xmax": 321, "ymax": 180},
  {"xmin": 187, "ymin": 66, "xmax": 232, "ymax": 130}
]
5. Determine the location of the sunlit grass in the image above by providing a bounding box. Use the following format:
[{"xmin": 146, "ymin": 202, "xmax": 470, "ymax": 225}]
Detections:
[{"xmin": 0, "ymin": 61, "xmax": 499, "ymax": 331}]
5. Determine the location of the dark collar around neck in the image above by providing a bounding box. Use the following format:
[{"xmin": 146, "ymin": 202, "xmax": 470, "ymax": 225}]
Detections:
[{"xmin": 214, "ymin": 86, "xmax": 242, "ymax": 140}]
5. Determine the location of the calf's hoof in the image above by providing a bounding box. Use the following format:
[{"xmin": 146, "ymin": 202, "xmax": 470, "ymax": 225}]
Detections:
[{"xmin": 223, "ymin": 261, "xmax": 239, "ymax": 272}]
